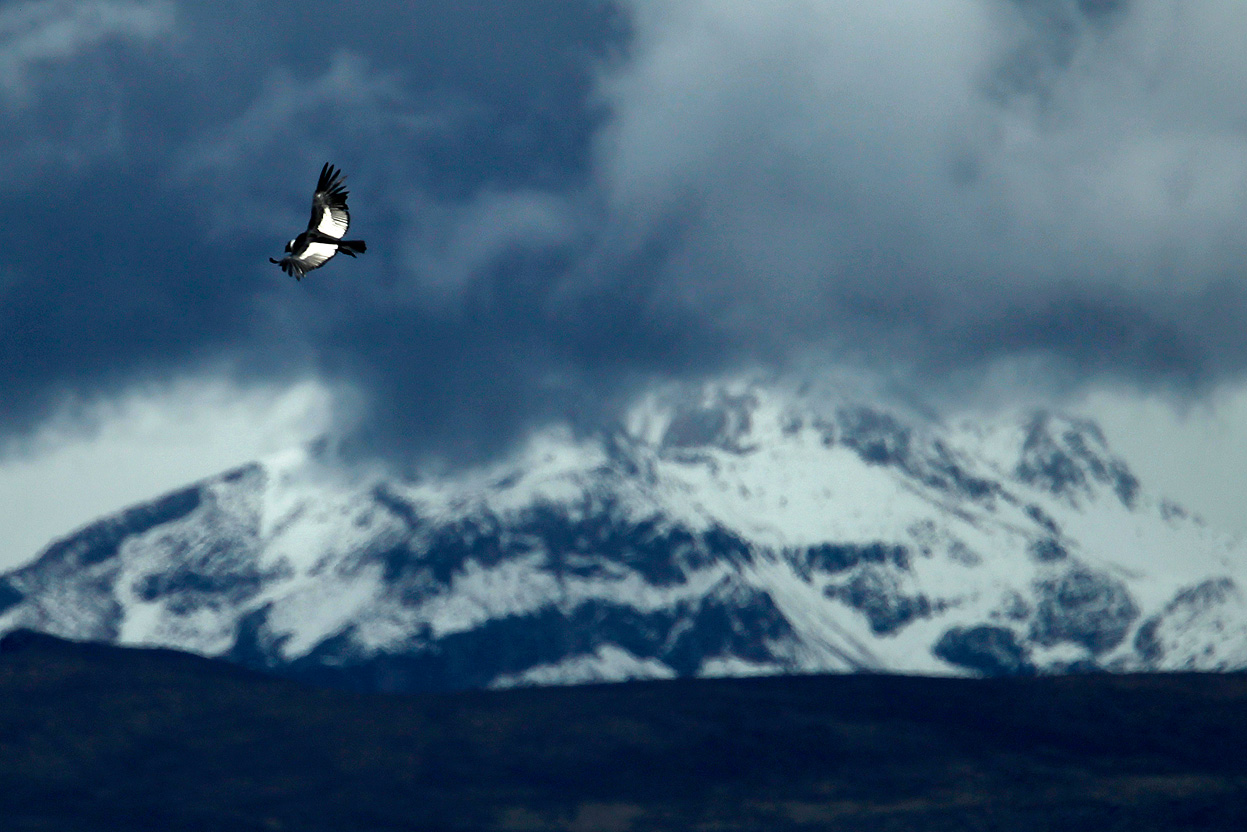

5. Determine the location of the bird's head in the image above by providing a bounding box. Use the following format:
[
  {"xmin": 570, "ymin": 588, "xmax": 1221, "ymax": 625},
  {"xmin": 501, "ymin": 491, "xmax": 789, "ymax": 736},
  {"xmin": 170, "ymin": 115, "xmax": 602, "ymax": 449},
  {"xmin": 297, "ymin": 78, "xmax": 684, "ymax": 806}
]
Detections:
[{"xmin": 285, "ymin": 239, "xmax": 295, "ymax": 253}]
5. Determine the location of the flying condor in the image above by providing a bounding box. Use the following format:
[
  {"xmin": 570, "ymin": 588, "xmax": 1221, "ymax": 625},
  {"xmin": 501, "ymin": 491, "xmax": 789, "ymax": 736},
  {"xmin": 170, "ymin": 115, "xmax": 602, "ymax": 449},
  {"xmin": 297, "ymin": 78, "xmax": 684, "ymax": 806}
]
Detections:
[{"xmin": 270, "ymin": 163, "xmax": 366, "ymax": 280}]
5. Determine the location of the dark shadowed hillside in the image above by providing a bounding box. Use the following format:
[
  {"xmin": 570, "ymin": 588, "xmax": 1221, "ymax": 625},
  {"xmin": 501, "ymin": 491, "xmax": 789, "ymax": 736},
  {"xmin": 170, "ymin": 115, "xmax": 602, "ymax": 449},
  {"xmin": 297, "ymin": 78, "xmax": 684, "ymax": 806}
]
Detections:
[{"xmin": 1, "ymin": 629, "xmax": 1246, "ymax": 831}]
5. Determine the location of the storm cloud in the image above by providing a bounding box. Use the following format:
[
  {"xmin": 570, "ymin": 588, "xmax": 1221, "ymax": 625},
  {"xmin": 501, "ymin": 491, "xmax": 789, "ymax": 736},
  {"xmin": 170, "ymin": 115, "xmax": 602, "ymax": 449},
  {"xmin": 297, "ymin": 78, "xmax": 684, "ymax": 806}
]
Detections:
[
  {"xmin": 591, "ymin": 0, "xmax": 1247, "ymax": 386},
  {"xmin": 4, "ymin": 0, "xmax": 1247, "ymax": 465}
]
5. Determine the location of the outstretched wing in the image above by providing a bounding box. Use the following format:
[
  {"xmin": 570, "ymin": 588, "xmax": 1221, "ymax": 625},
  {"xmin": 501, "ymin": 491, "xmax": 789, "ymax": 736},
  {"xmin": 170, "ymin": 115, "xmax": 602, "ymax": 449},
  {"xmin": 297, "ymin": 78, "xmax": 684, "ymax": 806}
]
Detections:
[
  {"xmin": 307, "ymin": 162, "xmax": 351, "ymax": 241},
  {"xmin": 295, "ymin": 241, "xmax": 340, "ymax": 271},
  {"xmin": 272, "ymin": 240, "xmax": 340, "ymax": 280}
]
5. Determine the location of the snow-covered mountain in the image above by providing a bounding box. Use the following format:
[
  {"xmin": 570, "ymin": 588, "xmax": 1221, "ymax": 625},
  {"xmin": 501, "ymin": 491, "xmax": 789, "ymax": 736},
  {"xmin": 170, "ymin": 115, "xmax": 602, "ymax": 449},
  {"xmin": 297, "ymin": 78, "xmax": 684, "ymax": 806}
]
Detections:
[{"xmin": 2, "ymin": 382, "xmax": 1244, "ymax": 691}]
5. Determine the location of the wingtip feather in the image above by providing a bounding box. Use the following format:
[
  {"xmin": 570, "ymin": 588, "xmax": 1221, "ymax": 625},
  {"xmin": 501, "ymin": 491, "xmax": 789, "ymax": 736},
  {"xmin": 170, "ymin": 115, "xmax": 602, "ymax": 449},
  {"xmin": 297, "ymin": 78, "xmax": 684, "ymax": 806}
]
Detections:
[{"xmin": 316, "ymin": 162, "xmax": 339, "ymax": 192}]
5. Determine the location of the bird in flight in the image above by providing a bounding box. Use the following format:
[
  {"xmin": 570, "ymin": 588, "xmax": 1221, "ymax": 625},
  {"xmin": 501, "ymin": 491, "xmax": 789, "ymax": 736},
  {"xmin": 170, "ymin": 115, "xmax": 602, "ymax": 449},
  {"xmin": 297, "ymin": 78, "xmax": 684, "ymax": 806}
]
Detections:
[{"xmin": 270, "ymin": 163, "xmax": 366, "ymax": 280}]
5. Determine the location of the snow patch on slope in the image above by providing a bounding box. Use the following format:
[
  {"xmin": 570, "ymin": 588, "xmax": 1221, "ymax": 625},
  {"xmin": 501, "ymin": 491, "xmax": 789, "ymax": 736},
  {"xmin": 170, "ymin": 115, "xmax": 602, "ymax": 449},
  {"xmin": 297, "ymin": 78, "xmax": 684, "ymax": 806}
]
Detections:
[{"xmin": 490, "ymin": 644, "xmax": 677, "ymax": 688}]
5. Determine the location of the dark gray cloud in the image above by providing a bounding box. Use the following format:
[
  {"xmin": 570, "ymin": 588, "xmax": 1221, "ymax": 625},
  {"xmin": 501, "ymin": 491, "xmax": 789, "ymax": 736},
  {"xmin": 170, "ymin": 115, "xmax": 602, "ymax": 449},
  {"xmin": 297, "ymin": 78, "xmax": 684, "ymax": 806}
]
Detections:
[
  {"xmin": 4, "ymin": 0, "xmax": 1247, "ymax": 466},
  {"xmin": 0, "ymin": 0, "xmax": 619, "ymax": 458}
]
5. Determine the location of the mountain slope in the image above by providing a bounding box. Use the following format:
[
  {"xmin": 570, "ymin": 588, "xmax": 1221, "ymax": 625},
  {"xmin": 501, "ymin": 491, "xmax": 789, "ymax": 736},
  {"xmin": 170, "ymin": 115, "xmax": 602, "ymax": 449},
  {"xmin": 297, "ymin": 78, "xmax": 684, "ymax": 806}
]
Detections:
[{"xmin": 1, "ymin": 382, "xmax": 1244, "ymax": 691}]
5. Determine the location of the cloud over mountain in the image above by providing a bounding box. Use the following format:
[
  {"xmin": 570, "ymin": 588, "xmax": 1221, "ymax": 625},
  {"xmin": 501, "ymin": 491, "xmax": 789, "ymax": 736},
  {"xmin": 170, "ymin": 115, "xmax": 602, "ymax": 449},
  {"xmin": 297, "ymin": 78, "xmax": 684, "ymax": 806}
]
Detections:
[{"xmin": 4, "ymin": 0, "xmax": 1247, "ymax": 466}]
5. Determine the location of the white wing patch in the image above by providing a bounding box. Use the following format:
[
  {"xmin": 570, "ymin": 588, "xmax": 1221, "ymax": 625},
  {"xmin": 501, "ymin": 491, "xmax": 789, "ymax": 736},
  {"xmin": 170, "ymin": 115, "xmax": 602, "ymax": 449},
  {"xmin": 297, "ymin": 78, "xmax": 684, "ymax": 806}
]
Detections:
[
  {"xmin": 300, "ymin": 241, "xmax": 338, "ymax": 268},
  {"xmin": 316, "ymin": 204, "xmax": 350, "ymax": 239}
]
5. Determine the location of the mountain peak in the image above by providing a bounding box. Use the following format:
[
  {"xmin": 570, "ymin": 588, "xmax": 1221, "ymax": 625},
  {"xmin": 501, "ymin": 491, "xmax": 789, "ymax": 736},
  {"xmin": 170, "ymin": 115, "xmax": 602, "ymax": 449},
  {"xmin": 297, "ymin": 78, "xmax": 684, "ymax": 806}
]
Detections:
[{"xmin": 0, "ymin": 383, "xmax": 1241, "ymax": 691}]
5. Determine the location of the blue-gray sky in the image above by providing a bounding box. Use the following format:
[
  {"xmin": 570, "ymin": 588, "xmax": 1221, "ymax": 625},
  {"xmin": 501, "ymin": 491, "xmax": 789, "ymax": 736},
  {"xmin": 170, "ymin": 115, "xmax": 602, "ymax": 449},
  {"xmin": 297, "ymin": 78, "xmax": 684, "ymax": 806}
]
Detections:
[{"xmin": 4, "ymin": 0, "xmax": 1247, "ymax": 567}]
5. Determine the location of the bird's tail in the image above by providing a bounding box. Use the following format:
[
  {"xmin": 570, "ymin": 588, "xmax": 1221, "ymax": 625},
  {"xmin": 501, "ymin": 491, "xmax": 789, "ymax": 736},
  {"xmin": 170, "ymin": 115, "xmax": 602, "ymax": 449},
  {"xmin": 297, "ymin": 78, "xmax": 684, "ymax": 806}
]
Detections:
[{"xmin": 337, "ymin": 239, "xmax": 367, "ymax": 257}]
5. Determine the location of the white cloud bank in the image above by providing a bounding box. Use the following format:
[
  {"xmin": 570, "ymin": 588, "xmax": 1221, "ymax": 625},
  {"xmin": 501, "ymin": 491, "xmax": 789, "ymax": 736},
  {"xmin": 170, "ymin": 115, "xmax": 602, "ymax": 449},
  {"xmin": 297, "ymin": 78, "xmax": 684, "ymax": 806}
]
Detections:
[
  {"xmin": 0, "ymin": 376, "xmax": 336, "ymax": 571},
  {"xmin": 589, "ymin": 0, "xmax": 1247, "ymax": 373}
]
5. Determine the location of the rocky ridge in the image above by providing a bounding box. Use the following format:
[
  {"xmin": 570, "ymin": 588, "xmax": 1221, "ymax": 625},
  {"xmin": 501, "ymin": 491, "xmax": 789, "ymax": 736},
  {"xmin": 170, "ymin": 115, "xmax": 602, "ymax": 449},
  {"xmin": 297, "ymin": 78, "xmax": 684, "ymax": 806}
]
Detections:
[{"xmin": 1, "ymin": 382, "xmax": 1243, "ymax": 691}]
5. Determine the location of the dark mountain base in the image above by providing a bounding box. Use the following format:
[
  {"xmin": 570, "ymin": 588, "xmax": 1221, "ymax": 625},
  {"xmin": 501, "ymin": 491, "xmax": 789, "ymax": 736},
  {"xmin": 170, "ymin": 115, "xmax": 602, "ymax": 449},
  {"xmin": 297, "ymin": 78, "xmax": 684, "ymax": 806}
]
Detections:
[{"xmin": 1, "ymin": 629, "xmax": 1245, "ymax": 831}]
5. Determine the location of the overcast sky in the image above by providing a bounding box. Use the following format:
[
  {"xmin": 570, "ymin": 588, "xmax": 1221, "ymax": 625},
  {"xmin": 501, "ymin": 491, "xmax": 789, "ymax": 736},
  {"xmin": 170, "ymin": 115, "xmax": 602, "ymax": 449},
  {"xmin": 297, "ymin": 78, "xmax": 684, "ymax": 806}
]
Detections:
[{"xmin": 4, "ymin": 0, "xmax": 1247, "ymax": 570}]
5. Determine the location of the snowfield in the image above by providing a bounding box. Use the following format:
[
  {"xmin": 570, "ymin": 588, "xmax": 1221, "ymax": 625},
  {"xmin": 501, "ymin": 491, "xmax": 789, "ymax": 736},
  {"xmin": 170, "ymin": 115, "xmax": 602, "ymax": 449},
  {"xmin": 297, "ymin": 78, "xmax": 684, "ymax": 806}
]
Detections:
[{"xmin": 2, "ymin": 380, "xmax": 1244, "ymax": 691}]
